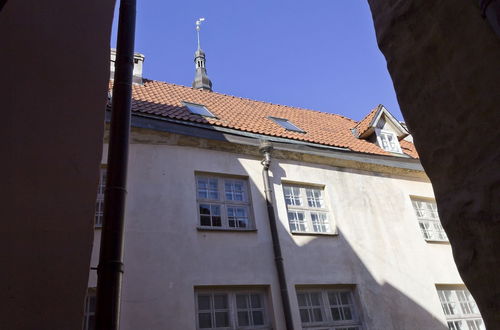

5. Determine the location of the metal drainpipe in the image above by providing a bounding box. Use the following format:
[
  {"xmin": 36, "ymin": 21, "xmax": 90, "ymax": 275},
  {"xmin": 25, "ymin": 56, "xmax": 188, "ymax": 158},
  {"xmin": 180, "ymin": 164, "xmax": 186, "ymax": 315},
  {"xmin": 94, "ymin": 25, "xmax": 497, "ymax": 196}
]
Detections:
[
  {"xmin": 95, "ymin": 0, "xmax": 136, "ymax": 329},
  {"xmin": 259, "ymin": 141, "xmax": 295, "ymax": 330}
]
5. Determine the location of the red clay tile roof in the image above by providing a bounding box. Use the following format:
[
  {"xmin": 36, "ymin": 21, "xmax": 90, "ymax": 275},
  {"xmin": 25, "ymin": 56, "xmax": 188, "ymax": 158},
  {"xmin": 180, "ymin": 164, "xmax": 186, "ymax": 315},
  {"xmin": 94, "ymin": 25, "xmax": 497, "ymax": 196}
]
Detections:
[
  {"xmin": 354, "ymin": 106, "xmax": 379, "ymax": 137},
  {"xmin": 123, "ymin": 79, "xmax": 418, "ymax": 159},
  {"xmin": 400, "ymin": 140, "xmax": 419, "ymax": 158}
]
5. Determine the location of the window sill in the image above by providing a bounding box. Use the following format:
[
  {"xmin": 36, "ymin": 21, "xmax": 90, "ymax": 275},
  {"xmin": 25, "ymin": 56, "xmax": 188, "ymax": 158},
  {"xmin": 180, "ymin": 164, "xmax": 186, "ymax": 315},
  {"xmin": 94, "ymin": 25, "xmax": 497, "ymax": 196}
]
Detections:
[
  {"xmin": 425, "ymin": 239, "xmax": 450, "ymax": 244},
  {"xmin": 197, "ymin": 226, "xmax": 257, "ymax": 233},
  {"xmin": 291, "ymin": 231, "xmax": 338, "ymax": 237}
]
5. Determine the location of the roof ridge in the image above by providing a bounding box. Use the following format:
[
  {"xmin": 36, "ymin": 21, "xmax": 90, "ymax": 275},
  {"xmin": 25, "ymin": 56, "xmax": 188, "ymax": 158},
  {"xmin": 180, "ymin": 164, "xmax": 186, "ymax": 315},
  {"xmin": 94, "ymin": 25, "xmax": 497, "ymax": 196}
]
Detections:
[{"xmin": 142, "ymin": 78, "xmax": 356, "ymax": 123}]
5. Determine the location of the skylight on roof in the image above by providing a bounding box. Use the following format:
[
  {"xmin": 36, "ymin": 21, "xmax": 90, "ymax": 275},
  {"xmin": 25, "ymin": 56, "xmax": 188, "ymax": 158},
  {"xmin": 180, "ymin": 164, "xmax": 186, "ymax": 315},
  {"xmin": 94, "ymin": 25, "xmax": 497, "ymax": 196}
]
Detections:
[
  {"xmin": 269, "ymin": 117, "xmax": 305, "ymax": 133},
  {"xmin": 183, "ymin": 101, "xmax": 216, "ymax": 118}
]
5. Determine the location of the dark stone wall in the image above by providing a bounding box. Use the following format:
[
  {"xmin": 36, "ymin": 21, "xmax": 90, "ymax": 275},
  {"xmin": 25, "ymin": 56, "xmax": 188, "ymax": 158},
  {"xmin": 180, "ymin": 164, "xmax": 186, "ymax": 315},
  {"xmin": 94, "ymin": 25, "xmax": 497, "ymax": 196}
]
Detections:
[
  {"xmin": 367, "ymin": 0, "xmax": 500, "ymax": 327},
  {"xmin": 0, "ymin": 1, "xmax": 115, "ymax": 329}
]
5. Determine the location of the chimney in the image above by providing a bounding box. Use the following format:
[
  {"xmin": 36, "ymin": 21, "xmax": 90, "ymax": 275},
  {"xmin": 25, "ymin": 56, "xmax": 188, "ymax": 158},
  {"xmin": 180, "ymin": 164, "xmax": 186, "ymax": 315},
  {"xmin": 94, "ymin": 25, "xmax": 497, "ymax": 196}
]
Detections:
[{"xmin": 110, "ymin": 48, "xmax": 145, "ymax": 85}]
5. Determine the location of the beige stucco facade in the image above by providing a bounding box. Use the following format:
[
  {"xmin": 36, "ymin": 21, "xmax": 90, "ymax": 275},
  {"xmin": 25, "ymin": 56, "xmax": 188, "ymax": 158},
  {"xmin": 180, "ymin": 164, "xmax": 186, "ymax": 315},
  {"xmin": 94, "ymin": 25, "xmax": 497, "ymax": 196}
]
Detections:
[{"xmin": 89, "ymin": 127, "xmax": 462, "ymax": 330}]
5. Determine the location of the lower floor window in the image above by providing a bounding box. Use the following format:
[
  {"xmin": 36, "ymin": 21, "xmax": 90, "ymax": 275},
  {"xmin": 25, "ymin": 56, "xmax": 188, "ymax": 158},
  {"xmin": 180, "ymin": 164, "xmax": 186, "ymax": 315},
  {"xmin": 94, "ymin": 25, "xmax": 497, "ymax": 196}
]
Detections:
[
  {"xmin": 437, "ymin": 287, "xmax": 484, "ymax": 330},
  {"xmin": 447, "ymin": 319, "xmax": 485, "ymax": 330},
  {"xmin": 195, "ymin": 289, "xmax": 270, "ymax": 329},
  {"xmin": 296, "ymin": 287, "xmax": 362, "ymax": 330},
  {"xmin": 82, "ymin": 288, "xmax": 96, "ymax": 330}
]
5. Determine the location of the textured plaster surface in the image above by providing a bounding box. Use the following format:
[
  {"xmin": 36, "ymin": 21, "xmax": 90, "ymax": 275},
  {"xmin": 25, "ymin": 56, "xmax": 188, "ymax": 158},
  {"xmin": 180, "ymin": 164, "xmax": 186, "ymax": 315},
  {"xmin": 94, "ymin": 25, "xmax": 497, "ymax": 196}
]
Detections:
[
  {"xmin": 0, "ymin": 1, "xmax": 115, "ymax": 329},
  {"xmin": 367, "ymin": 0, "xmax": 500, "ymax": 327},
  {"xmin": 90, "ymin": 141, "xmax": 455, "ymax": 329}
]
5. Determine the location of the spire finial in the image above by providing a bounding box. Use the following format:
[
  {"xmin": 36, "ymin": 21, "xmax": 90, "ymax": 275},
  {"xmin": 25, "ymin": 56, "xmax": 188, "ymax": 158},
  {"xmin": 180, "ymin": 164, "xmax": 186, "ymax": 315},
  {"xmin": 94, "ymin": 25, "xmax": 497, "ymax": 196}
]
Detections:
[
  {"xmin": 192, "ymin": 17, "xmax": 212, "ymax": 91},
  {"xmin": 195, "ymin": 17, "xmax": 205, "ymax": 50}
]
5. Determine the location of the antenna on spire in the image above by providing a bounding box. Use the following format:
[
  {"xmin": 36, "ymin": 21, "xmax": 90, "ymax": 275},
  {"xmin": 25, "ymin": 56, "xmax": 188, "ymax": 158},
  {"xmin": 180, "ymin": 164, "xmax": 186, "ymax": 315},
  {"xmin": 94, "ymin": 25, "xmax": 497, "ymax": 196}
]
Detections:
[{"xmin": 195, "ymin": 17, "xmax": 206, "ymax": 50}]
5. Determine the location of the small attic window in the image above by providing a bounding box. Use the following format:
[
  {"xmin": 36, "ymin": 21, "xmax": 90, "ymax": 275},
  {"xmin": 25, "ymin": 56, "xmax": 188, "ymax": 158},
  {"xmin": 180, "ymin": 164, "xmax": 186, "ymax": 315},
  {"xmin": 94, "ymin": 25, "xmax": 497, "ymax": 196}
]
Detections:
[
  {"xmin": 183, "ymin": 101, "xmax": 216, "ymax": 118},
  {"xmin": 269, "ymin": 117, "xmax": 305, "ymax": 133},
  {"xmin": 376, "ymin": 129, "xmax": 402, "ymax": 153}
]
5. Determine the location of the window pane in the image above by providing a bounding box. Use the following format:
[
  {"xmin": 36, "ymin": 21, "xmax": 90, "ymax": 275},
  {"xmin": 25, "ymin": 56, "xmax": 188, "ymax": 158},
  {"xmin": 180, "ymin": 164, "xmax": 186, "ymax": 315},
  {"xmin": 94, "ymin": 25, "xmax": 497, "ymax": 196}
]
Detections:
[
  {"xmin": 343, "ymin": 307, "xmax": 353, "ymax": 320},
  {"xmin": 250, "ymin": 294, "xmax": 261, "ymax": 308},
  {"xmin": 340, "ymin": 292, "xmax": 350, "ymax": 304},
  {"xmin": 252, "ymin": 311, "xmax": 264, "ymax": 325},
  {"xmin": 299, "ymin": 309, "xmax": 310, "ymax": 323},
  {"xmin": 238, "ymin": 311, "xmax": 249, "ymax": 326},
  {"xmin": 379, "ymin": 131, "xmax": 400, "ymax": 152},
  {"xmin": 306, "ymin": 188, "xmax": 323, "ymax": 208},
  {"xmin": 225, "ymin": 180, "xmax": 245, "ymax": 201},
  {"xmin": 311, "ymin": 212, "xmax": 329, "ymax": 233},
  {"xmin": 466, "ymin": 319, "xmax": 485, "ymax": 330},
  {"xmin": 413, "ymin": 198, "xmax": 447, "ymax": 241},
  {"xmin": 215, "ymin": 312, "xmax": 229, "ymax": 327},
  {"xmin": 297, "ymin": 293, "xmax": 308, "ymax": 307},
  {"xmin": 200, "ymin": 204, "xmax": 211, "ymax": 215},
  {"xmin": 288, "ymin": 211, "xmax": 306, "ymax": 232},
  {"xmin": 198, "ymin": 313, "xmax": 212, "ymax": 328},
  {"xmin": 200, "ymin": 216, "xmax": 211, "ymax": 227},
  {"xmin": 328, "ymin": 291, "xmax": 355, "ymax": 321},
  {"xmin": 236, "ymin": 295, "xmax": 248, "ymax": 309},
  {"xmin": 310, "ymin": 292, "xmax": 321, "ymax": 305},
  {"xmin": 199, "ymin": 204, "xmax": 222, "ymax": 227},
  {"xmin": 284, "ymin": 186, "xmax": 302, "ymax": 206},
  {"xmin": 198, "ymin": 177, "xmax": 219, "ymax": 200},
  {"xmin": 213, "ymin": 294, "xmax": 227, "ymax": 309},
  {"xmin": 331, "ymin": 307, "xmax": 341, "ymax": 321},
  {"xmin": 448, "ymin": 320, "xmax": 463, "ymax": 330},
  {"xmin": 198, "ymin": 295, "xmax": 211, "ymax": 310},
  {"xmin": 312, "ymin": 308, "xmax": 323, "ymax": 322},
  {"xmin": 227, "ymin": 206, "xmax": 248, "ymax": 228}
]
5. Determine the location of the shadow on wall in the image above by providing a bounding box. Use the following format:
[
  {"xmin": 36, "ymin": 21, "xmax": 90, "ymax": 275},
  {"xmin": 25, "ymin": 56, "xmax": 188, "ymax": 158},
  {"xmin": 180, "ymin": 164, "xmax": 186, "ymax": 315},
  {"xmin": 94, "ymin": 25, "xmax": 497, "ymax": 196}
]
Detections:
[{"xmin": 264, "ymin": 160, "xmax": 448, "ymax": 330}]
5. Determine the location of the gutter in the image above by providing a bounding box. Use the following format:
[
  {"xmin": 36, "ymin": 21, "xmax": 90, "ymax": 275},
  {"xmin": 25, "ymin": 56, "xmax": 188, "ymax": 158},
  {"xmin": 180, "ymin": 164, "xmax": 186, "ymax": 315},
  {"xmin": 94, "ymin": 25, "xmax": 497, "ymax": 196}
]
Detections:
[{"xmin": 119, "ymin": 112, "xmax": 425, "ymax": 173}]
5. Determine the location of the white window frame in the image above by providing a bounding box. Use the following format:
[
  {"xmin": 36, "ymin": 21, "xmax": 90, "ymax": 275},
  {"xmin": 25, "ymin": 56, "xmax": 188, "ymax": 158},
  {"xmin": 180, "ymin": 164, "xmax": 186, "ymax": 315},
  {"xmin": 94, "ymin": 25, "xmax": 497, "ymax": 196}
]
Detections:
[
  {"xmin": 82, "ymin": 288, "xmax": 96, "ymax": 330},
  {"xmin": 195, "ymin": 288, "xmax": 271, "ymax": 330},
  {"xmin": 282, "ymin": 184, "xmax": 333, "ymax": 235},
  {"xmin": 296, "ymin": 287, "xmax": 362, "ymax": 330},
  {"xmin": 196, "ymin": 174, "xmax": 255, "ymax": 231},
  {"xmin": 436, "ymin": 286, "xmax": 484, "ymax": 330},
  {"xmin": 94, "ymin": 167, "xmax": 106, "ymax": 228},
  {"xmin": 411, "ymin": 197, "xmax": 448, "ymax": 242},
  {"xmin": 375, "ymin": 128, "xmax": 402, "ymax": 153}
]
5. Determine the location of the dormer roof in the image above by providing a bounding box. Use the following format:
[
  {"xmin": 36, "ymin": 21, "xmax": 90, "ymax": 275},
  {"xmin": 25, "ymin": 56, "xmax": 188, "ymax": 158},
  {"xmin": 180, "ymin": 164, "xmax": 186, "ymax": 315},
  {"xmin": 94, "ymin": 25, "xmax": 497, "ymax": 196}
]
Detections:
[{"xmin": 354, "ymin": 104, "xmax": 409, "ymax": 140}]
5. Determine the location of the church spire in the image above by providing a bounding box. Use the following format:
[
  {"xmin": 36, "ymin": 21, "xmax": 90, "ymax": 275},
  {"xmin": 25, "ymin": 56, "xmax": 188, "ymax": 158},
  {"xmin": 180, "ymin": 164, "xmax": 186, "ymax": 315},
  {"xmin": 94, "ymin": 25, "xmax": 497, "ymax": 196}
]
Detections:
[{"xmin": 192, "ymin": 18, "xmax": 213, "ymax": 91}]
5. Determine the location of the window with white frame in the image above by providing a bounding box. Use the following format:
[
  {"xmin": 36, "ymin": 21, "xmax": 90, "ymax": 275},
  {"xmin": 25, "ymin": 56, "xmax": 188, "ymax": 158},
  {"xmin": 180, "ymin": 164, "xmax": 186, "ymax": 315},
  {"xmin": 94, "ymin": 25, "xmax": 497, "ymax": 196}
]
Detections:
[
  {"xmin": 196, "ymin": 174, "xmax": 254, "ymax": 230},
  {"xmin": 282, "ymin": 184, "xmax": 331, "ymax": 234},
  {"xmin": 94, "ymin": 167, "xmax": 106, "ymax": 227},
  {"xmin": 82, "ymin": 289, "xmax": 96, "ymax": 330},
  {"xmin": 411, "ymin": 197, "xmax": 448, "ymax": 242},
  {"xmin": 375, "ymin": 129, "xmax": 402, "ymax": 153},
  {"xmin": 296, "ymin": 288, "xmax": 362, "ymax": 330},
  {"xmin": 195, "ymin": 289, "xmax": 270, "ymax": 329},
  {"xmin": 437, "ymin": 287, "xmax": 484, "ymax": 330}
]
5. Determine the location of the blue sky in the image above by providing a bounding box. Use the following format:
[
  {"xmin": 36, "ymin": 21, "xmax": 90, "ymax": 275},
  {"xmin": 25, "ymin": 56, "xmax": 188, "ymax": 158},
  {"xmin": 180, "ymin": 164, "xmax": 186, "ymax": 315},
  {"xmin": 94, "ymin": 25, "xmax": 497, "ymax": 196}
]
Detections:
[{"xmin": 111, "ymin": 1, "xmax": 402, "ymax": 121}]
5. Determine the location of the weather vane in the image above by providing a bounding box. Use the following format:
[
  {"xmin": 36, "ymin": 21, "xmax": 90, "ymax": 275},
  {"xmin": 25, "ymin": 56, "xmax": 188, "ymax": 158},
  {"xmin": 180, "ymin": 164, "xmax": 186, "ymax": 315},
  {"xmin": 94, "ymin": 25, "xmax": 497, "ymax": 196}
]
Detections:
[{"xmin": 195, "ymin": 17, "xmax": 205, "ymax": 50}]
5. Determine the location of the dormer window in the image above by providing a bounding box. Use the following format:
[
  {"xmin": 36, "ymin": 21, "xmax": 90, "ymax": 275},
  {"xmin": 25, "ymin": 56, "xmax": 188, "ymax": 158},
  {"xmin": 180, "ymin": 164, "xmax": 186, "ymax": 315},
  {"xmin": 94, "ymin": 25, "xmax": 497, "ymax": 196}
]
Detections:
[
  {"xmin": 269, "ymin": 117, "xmax": 305, "ymax": 133},
  {"xmin": 354, "ymin": 105, "xmax": 409, "ymax": 155},
  {"xmin": 376, "ymin": 129, "xmax": 402, "ymax": 153},
  {"xmin": 183, "ymin": 101, "xmax": 216, "ymax": 118}
]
